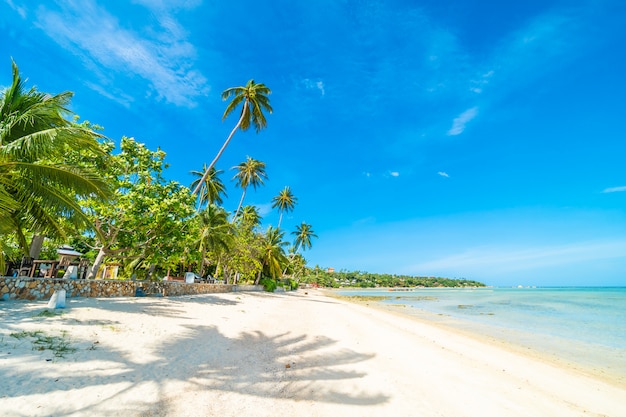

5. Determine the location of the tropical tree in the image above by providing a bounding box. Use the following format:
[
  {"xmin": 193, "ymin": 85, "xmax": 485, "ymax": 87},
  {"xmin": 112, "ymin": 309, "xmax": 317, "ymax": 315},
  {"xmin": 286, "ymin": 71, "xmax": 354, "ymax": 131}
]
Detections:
[
  {"xmin": 84, "ymin": 137, "xmax": 194, "ymax": 279},
  {"xmin": 258, "ymin": 226, "xmax": 289, "ymax": 283},
  {"xmin": 190, "ymin": 164, "xmax": 227, "ymax": 210},
  {"xmin": 0, "ymin": 61, "xmax": 110, "ymax": 259},
  {"xmin": 236, "ymin": 205, "xmax": 262, "ymax": 230},
  {"xmin": 271, "ymin": 186, "xmax": 297, "ymax": 228},
  {"xmin": 192, "ymin": 80, "xmax": 272, "ymax": 195},
  {"xmin": 292, "ymin": 222, "xmax": 317, "ymax": 254},
  {"xmin": 231, "ymin": 156, "xmax": 267, "ymax": 219},
  {"xmin": 283, "ymin": 222, "xmax": 317, "ymax": 276},
  {"xmin": 195, "ymin": 205, "xmax": 234, "ymax": 277}
]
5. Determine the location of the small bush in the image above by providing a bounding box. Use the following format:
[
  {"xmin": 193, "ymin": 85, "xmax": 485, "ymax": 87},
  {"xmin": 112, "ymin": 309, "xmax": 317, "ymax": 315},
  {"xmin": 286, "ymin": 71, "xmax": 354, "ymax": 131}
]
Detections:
[
  {"xmin": 260, "ymin": 278, "xmax": 277, "ymax": 292},
  {"xmin": 282, "ymin": 278, "xmax": 299, "ymax": 290}
]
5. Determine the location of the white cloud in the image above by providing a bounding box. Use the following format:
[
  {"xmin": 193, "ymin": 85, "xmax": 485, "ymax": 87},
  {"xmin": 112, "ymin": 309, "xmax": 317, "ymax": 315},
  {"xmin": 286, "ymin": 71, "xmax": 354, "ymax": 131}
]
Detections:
[
  {"xmin": 256, "ymin": 203, "xmax": 273, "ymax": 217},
  {"xmin": 602, "ymin": 186, "xmax": 626, "ymax": 193},
  {"xmin": 390, "ymin": 171, "xmax": 400, "ymax": 177},
  {"xmin": 447, "ymin": 107, "xmax": 478, "ymax": 136},
  {"xmin": 33, "ymin": 0, "xmax": 209, "ymax": 107},
  {"xmin": 438, "ymin": 171, "xmax": 449, "ymax": 178},
  {"xmin": 302, "ymin": 78, "xmax": 325, "ymax": 96}
]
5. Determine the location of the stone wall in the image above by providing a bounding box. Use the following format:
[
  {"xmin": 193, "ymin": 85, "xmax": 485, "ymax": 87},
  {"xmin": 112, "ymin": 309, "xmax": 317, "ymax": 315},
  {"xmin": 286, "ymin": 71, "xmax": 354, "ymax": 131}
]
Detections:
[{"xmin": 0, "ymin": 277, "xmax": 263, "ymax": 301}]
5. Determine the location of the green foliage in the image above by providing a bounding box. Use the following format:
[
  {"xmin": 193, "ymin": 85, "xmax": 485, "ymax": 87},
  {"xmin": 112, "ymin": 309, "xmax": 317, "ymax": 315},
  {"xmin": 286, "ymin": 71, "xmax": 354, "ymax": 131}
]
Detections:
[
  {"xmin": 10, "ymin": 330, "xmax": 76, "ymax": 358},
  {"xmin": 300, "ymin": 269, "xmax": 486, "ymax": 288},
  {"xmin": 0, "ymin": 61, "xmax": 111, "ymax": 257},
  {"xmin": 260, "ymin": 278, "xmax": 277, "ymax": 292},
  {"xmin": 282, "ymin": 278, "xmax": 298, "ymax": 290},
  {"xmin": 83, "ymin": 136, "xmax": 195, "ymax": 278}
]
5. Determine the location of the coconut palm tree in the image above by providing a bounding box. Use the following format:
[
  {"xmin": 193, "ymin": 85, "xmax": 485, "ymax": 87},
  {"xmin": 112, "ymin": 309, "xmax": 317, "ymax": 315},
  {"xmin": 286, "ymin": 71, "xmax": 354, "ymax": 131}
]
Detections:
[
  {"xmin": 258, "ymin": 226, "xmax": 289, "ymax": 282},
  {"xmin": 195, "ymin": 205, "xmax": 234, "ymax": 277},
  {"xmin": 232, "ymin": 156, "xmax": 267, "ymax": 219},
  {"xmin": 190, "ymin": 164, "xmax": 227, "ymax": 210},
  {"xmin": 292, "ymin": 222, "xmax": 318, "ymax": 254},
  {"xmin": 236, "ymin": 205, "xmax": 262, "ymax": 230},
  {"xmin": 271, "ymin": 186, "xmax": 297, "ymax": 228},
  {"xmin": 0, "ymin": 61, "xmax": 110, "ymax": 257},
  {"xmin": 283, "ymin": 222, "xmax": 317, "ymax": 276},
  {"xmin": 192, "ymin": 80, "xmax": 272, "ymax": 195}
]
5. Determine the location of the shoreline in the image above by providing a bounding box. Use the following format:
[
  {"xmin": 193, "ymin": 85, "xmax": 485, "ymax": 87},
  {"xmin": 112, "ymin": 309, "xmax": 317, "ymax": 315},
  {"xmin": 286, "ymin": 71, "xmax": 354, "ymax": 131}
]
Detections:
[
  {"xmin": 324, "ymin": 289, "xmax": 626, "ymax": 388},
  {"xmin": 1, "ymin": 290, "xmax": 625, "ymax": 416}
]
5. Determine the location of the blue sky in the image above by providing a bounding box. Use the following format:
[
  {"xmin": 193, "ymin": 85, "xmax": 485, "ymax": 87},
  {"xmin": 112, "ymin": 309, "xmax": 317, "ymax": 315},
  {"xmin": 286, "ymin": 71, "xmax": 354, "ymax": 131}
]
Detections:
[{"xmin": 2, "ymin": 0, "xmax": 626, "ymax": 286}]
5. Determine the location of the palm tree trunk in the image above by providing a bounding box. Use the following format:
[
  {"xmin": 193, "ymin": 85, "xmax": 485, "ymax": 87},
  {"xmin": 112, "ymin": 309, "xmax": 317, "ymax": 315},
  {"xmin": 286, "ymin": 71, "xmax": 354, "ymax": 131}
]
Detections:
[
  {"xmin": 277, "ymin": 212, "xmax": 284, "ymax": 228},
  {"xmin": 233, "ymin": 188, "xmax": 247, "ymax": 220},
  {"xmin": 282, "ymin": 242, "xmax": 303, "ymax": 276},
  {"xmin": 192, "ymin": 101, "xmax": 248, "ymax": 195}
]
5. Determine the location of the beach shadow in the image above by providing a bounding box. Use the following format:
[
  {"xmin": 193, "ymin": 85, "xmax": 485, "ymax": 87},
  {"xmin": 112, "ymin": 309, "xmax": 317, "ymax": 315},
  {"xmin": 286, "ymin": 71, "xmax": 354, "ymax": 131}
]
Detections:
[{"xmin": 0, "ymin": 296, "xmax": 389, "ymax": 416}]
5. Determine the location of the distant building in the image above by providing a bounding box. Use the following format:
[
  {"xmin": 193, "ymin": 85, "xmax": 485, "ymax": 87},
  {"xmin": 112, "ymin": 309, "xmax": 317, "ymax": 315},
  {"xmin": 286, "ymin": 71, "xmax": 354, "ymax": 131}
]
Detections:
[{"xmin": 327, "ymin": 267, "xmax": 335, "ymax": 273}]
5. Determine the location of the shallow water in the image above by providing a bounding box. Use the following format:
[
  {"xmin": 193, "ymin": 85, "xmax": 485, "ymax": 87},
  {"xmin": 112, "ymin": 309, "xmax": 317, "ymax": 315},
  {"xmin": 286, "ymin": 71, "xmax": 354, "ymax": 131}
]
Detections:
[{"xmin": 335, "ymin": 287, "xmax": 626, "ymax": 383}]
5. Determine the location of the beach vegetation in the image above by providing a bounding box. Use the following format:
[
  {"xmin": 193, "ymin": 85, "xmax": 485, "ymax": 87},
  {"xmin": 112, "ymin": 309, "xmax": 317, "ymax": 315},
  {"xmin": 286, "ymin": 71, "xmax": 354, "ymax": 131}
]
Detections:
[
  {"xmin": 190, "ymin": 165, "xmax": 227, "ymax": 211},
  {"xmin": 0, "ymin": 61, "xmax": 111, "ymax": 266},
  {"xmin": 192, "ymin": 79, "xmax": 272, "ymax": 196},
  {"xmin": 10, "ymin": 329, "xmax": 76, "ymax": 358},
  {"xmin": 272, "ymin": 186, "xmax": 297, "ymax": 228},
  {"xmin": 0, "ymin": 64, "xmax": 355, "ymax": 287},
  {"xmin": 81, "ymin": 136, "xmax": 195, "ymax": 279},
  {"xmin": 231, "ymin": 156, "xmax": 268, "ymax": 219},
  {"xmin": 299, "ymin": 269, "xmax": 486, "ymax": 288},
  {"xmin": 260, "ymin": 278, "xmax": 278, "ymax": 292}
]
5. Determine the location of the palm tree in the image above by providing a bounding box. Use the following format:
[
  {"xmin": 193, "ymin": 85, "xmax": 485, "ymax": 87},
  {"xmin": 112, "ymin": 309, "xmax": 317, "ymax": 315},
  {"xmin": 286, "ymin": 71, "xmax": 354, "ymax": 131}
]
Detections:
[
  {"xmin": 192, "ymin": 80, "xmax": 272, "ymax": 195},
  {"xmin": 283, "ymin": 222, "xmax": 317, "ymax": 276},
  {"xmin": 271, "ymin": 186, "xmax": 297, "ymax": 228},
  {"xmin": 258, "ymin": 226, "xmax": 289, "ymax": 283},
  {"xmin": 195, "ymin": 205, "xmax": 234, "ymax": 277},
  {"xmin": 236, "ymin": 205, "xmax": 262, "ymax": 230},
  {"xmin": 0, "ymin": 61, "xmax": 110, "ymax": 257},
  {"xmin": 293, "ymin": 222, "xmax": 318, "ymax": 254},
  {"xmin": 190, "ymin": 164, "xmax": 227, "ymax": 210},
  {"xmin": 232, "ymin": 156, "xmax": 267, "ymax": 219}
]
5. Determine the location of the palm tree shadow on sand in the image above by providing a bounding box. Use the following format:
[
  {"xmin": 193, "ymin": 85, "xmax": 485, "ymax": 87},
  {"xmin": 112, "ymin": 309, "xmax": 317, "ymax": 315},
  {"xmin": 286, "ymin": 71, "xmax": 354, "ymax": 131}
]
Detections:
[{"xmin": 0, "ymin": 298, "xmax": 390, "ymax": 416}]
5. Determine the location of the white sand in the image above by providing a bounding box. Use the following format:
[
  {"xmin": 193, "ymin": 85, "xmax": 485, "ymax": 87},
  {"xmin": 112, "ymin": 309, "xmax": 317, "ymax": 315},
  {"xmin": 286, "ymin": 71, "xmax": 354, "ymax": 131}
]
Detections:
[{"xmin": 0, "ymin": 290, "xmax": 624, "ymax": 417}]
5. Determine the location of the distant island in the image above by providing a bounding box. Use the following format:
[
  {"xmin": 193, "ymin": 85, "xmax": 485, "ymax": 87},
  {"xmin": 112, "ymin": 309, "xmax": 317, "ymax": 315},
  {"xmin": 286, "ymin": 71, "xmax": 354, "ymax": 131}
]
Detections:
[{"xmin": 300, "ymin": 269, "xmax": 485, "ymax": 288}]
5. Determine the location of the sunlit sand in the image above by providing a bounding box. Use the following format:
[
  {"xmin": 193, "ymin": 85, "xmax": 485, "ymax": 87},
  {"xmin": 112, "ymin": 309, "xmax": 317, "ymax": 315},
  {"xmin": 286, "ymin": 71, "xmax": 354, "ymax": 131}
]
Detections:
[{"xmin": 1, "ymin": 291, "xmax": 624, "ymax": 416}]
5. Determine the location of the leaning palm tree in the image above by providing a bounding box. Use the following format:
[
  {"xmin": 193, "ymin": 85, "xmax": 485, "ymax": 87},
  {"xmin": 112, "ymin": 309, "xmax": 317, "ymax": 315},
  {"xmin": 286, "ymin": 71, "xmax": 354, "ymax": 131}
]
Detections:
[
  {"xmin": 231, "ymin": 156, "xmax": 268, "ymax": 219},
  {"xmin": 190, "ymin": 164, "xmax": 227, "ymax": 210},
  {"xmin": 192, "ymin": 80, "xmax": 272, "ymax": 195},
  {"xmin": 271, "ymin": 186, "xmax": 297, "ymax": 228},
  {"xmin": 0, "ymin": 61, "xmax": 110, "ymax": 258}
]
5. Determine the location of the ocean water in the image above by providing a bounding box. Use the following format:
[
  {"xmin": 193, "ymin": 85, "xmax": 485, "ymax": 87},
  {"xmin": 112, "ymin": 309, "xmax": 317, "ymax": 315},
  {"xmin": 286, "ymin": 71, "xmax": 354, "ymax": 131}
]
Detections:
[{"xmin": 335, "ymin": 287, "xmax": 626, "ymax": 382}]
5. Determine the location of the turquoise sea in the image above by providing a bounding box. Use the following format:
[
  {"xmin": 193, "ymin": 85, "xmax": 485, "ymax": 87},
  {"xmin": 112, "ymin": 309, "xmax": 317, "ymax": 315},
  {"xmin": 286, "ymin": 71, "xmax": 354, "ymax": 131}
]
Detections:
[{"xmin": 335, "ymin": 287, "xmax": 626, "ymax": 383}]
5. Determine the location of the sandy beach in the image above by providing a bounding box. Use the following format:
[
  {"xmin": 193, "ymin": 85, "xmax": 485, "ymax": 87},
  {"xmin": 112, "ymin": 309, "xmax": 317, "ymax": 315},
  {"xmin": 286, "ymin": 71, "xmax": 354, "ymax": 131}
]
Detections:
[{"xmin": 1, "ymin": 290, "xmax": 624, "ymax": 417}]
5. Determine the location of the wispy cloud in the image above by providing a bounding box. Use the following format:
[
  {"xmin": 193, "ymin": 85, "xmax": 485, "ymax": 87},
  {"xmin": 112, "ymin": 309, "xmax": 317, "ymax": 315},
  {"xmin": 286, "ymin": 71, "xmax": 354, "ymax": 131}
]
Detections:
[
  {"xmin": 602, "ymin": 186, "xmax": 626, "ymax": 193},
  {"xmin": 6, "ymin": 0, "xmax": 27, "ymax": 18},
  {"xmin": 411, "ymin": 239, "xmax": 626, "ymax": 276},
  {"xmin": 438, "ymin": 171, "xmax": 449, "ymax": 178},
  {"xmin": 32, "ymin": 0, "xmax": 209, "ymax": 107},
  {"xmin": 389, "ymin": 171, "xmax": 400, "ymax": 177},
  {"xmin": 302, "ymin": 78, "xmax": 325, "ymax": 96},
  {"xmin": 447, "ymin": 107, "xmax": 478, "ymax": 136}
]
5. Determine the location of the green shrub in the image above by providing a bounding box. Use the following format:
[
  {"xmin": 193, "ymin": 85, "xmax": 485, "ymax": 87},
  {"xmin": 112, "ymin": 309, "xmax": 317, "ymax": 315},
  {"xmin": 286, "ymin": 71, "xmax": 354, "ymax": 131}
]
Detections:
[{"xmin": 260, "ymin": 278, "xmax": 277, "ymax": 292}]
